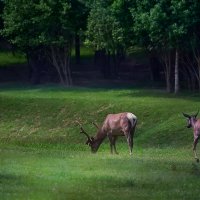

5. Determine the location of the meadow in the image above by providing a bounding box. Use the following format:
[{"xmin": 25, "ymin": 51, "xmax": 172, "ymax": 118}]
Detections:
[{"xmin": 1, "ymin": 84, "xmax": 200, "ymax": 200}]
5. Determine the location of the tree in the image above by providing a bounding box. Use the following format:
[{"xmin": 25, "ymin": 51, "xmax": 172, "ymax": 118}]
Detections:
[
  {"xmin": 111, "ymin": 0, "xmax": 135, "ymax": 49},
  {"xmin": 71, "ymin": 0, "xmax": 89, "ymax": 64},
  {"xmin": 0, "ymin": 0, "xmax": 4, "ymax": 32},
  {"xmin": 132, "ymin": 0, "xmax": 173, "ymax": 92},
  {"xmin": 169, "ymin": 0, "xmax": 191, "ymax": 93},
  {"xmin": 2, "ymin": 0, "xmax": 87, "ymax": 86},
  {"xmin": 186, "ymin": 1, "xmax": 200, "ymax": 91},
  {"xmin": 85, "ymin": 0, "xmax": 127, "ymax": 78},
  {"xmin": 131, "ymin": 0, "xmax": 191, "ymax": 93}
]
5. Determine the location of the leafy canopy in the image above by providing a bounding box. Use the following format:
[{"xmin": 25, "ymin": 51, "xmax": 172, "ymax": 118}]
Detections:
[
  {"xmin": 2, "ymin": 0, "xmax": 85, "ymax": 50},
  {"xmin": 131, "ymin": 0, "xmax": 192, "ymax": 50},
  {"xmin": 85, "ymin": 0, "xmax": 126, "ymax": 53}
]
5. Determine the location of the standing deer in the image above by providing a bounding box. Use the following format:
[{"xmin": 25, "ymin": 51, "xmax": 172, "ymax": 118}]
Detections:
[
  {"xmin": 183, "ymin": 110, "xmax": 200, "ymax": 162},
  {"xmin": 79, "ymin": 112, "xmax": 137, "ymax": 155}
]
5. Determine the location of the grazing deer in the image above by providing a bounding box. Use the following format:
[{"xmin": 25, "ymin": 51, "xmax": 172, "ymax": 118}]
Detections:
[
  {"xmin": 183, "ymin": 110, "xmax": 200, "ymax": 162},
  {"xmin": 79, "ymin": 112, "xmax": 137, "ymax": 155}
]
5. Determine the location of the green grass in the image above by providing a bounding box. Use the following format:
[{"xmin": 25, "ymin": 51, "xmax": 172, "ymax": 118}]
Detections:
[
  {"xmin": 1, "ymin": 146, "xmax": 200, "ymax": 200},
  {"xmin": 1, "ymin": 84, "xmax": 200, "ymax": 200},
  {"xmin": 0, "ymin": 52, "xmax": 26, "ymax": 67},
  {"xmin": 71, "ymin": 46, "xmax": 94, "ymax": 59}
]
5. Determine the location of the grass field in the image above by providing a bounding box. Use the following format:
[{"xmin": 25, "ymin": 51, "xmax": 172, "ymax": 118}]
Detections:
[{"xmin": 1, "ymin": 84, "xmax": 200, "ymax": 200}]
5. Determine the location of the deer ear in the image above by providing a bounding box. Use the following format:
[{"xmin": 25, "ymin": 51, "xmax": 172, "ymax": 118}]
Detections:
[{"xmin": 183, "ymin": 113, "xmax": 190, "ymax": 118}]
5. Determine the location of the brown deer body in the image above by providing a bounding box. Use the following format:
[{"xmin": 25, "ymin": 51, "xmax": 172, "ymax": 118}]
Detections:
[
  {"xmin": 80, "ymin": 112, "xmax": 137, "ymax": 155},
  {"xmin": 183, "ymin": 111, "xmax": 200, "ymax": 162}
]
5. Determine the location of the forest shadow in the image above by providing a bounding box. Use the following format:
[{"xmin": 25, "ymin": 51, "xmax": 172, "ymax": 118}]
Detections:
[{"xmin": 0, "ymin": 81, "xmax": 200, "ymax": 102}]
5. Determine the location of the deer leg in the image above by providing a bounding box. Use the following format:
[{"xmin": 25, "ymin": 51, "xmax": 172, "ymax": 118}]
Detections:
[
  {"xmin": 108, "ymin": 134, "xmax": 113, "ymax": 154},
  {"xmin": 193, "ymin": 136, "xmax": 199, "ymax": 162},
  {"xmin": 108, "ymin": 135, "xmax": 118, "ymax": 154},
  {"xmin": 125, "ymin": 132, "xmax": 133, "ymax": 155},
  {"xmin": 110, "ymin": 141, "xmax": 113, "ymax": 154},
  {"xmin": 112, "ymin": 136, "xmax": 118, "ymax": 154}
]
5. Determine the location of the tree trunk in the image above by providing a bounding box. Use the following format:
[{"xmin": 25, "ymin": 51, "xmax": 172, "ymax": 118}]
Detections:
[
  {"xmin": 166, "ymin": 73, "xmax": 171, "ymax": 93},
  {"xmin": 174, "ymin": 49, "xmax": 179, "ymax": 94},
  {"xmin": 162, "ymin": 51, "xmax": 172, "ymax": 93},
  {"xmin": 49, "ymin": 45, "xmax": 72, "ymax": 86},
  {"xmin": 75, "ymin": 34, "xmax": 80, "ymax": 64}
]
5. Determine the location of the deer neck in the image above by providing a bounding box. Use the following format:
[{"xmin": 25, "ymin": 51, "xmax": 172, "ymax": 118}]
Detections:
[
  {"xmin": 95, "ymin": 128, "xmax": 107, "ymax": 140},
  {"xmin": 191, "ymin": 118, "xmax": 197, "ymax": 128},
  {"xmin": 93, "ymin": 128, "xmax": 106, "ymax": 145},
  {"xmin": 90, "ymin": 129, "xmax": 106, "ymax": 152}
]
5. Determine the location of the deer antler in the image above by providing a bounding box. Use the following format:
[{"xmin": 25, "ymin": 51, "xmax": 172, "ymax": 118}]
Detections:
[
  {"xmin": 80, "ymin": 127, "xmax": 91, "ymax": 140},
  {"xmin": 76, "ymin": 121, "xmax": 91, "ymax": 140},
  {"xmin": 183, "ymin": 112, "xmax": 190, "ymax": 118},
  {"xmin": 92, "ymin": 122, "xmax": 99, "ymax": 129}
]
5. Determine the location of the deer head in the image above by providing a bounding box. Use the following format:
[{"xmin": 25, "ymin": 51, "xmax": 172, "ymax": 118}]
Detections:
[
  {"xmin": 183, "ymin": 110, "xmax": 199, "ymax": 128},
  {"xmin": 79, "ymin": 126, "xmax": 99, "ymax": 153}
]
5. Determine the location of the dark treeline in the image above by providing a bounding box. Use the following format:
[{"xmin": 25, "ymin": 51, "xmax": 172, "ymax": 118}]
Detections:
[{"xmin": 0, "ymin": 0, "xmax": 200, "ymax": 93}]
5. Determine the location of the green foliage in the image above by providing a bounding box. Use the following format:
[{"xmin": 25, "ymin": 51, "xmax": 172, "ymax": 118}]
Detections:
[
  {"xmin": 85, "ymin": 0, "xmax": 134, "ymax": 53},
  {"xmin": 131, "ymin": 0, "xmax": 191, "ymax": 50},
  {"xmin": 2, "ymin": 0, "xmax": 51, "ymax": 48},
  {"xmin": 85, "ymin": 1, "xmax": 124, "ymax": 53},
  {"xmin": 169, "ymin": 0, "xmax": 191, "ymax": 46},
  {"xmin": 1, "ymin": 0, "xmax": 88, "ymax": 86},
  {"xmin": 1, "ymin": 0, "xmax": 200, "ymax": 54},
  {"xmin": 1, "ymin": 0, "xmax": 86, "ymax": 49},
  {"xmin": 110, "ymin": 0, "xmax": 135, "ymax": 47},
  {"xmin": 131, "ymin": 0, "xmax": 154, "ymax": 47}
]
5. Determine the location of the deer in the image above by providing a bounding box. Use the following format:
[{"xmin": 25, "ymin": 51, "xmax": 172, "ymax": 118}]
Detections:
[
  {"xmin": 78, "ymin": 112, "xmax": 137, "ymax": 155},
  {"xmin": 183, "ymin": 110, "xmax": 200, "ymax": 162}
]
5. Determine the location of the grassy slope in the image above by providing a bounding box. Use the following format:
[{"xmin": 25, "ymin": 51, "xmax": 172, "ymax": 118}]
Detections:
[
  {"xmin": 1, "ymin": 84, "xmax": 200, "ymax": 200},
  {"xmin": 0, "ymin": 84, "xmax": 199, "ymax": 148}
]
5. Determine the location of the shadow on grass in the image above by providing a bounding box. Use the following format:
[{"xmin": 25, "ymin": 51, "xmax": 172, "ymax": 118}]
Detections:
[
  {"xmin": 0, "ymin": 173, "xmax": 19, "ymax": 181},
  {"xmin": 1, "ymin": 145, "xmax": 200, "ymax": 200},
  {"xmin": 1, "ymin": 82, "xmax": 200, "ymax": 101}
]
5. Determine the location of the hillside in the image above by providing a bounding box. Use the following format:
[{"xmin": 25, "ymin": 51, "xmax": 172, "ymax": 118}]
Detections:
[{"xmin": 0, "ymin": 84, "xmax": 199, "ymax": 150}]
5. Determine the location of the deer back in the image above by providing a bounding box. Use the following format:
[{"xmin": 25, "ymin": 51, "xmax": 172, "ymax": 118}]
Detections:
[{"xmin": 101, "ymin": 112, "xmax": 137, "ymax": 134}]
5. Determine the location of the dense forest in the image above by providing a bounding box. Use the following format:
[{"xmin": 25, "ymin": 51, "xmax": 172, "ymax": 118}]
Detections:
[{"xmin": 0, "ymin": 0, "xmax": 200, "ymax": 93}]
